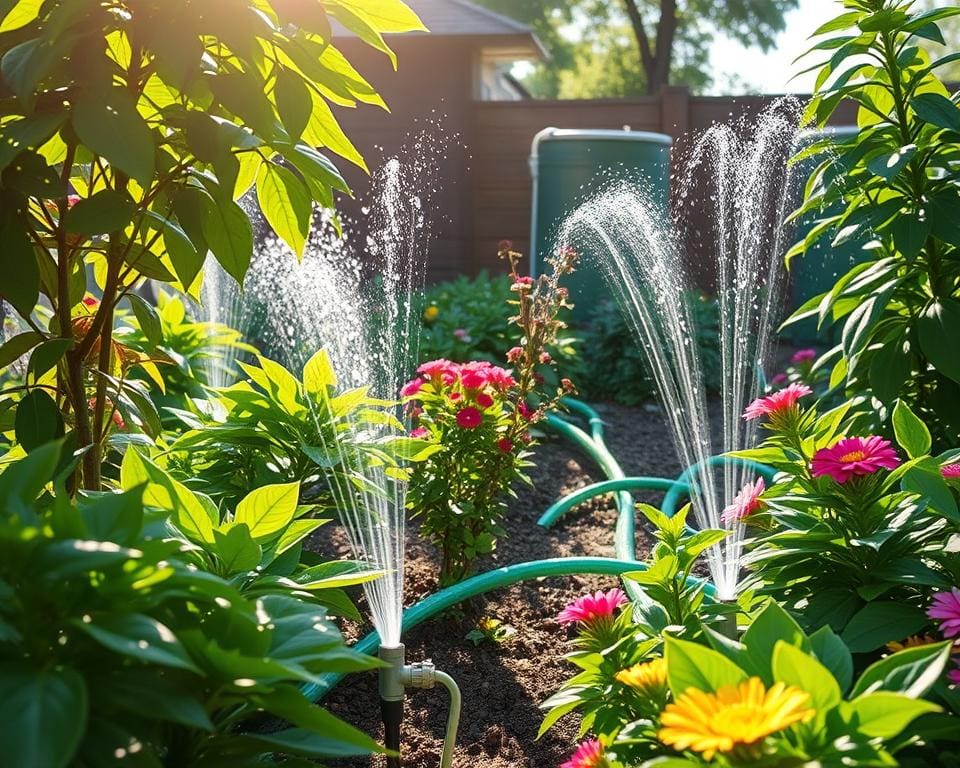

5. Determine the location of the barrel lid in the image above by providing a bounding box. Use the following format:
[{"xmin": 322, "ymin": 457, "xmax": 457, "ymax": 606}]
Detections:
[{"xmin": 537, "ymin": 128, "xmax": 672, "ymax": 146}]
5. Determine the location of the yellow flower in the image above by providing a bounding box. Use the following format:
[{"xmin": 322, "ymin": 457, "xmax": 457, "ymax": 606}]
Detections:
[
  {"xmin": 658, "ymin": 677, "xmax": 814, "ymax": 760},
  {"xmin": 423, "ymin": 305, "xmax": 439, "ymax": 322},
  {"xmin": 616, "ymin": 657, "xmax": 668, "ymax": 699}
]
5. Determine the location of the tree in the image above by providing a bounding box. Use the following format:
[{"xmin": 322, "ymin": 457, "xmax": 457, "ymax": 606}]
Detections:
[
  {"xmin": 475, "ymin": 0, "xmax": 800, "ymax": 96},
  {"xmin": 0, "ymin": 0, "xmax": 422, "ymax": 490}
]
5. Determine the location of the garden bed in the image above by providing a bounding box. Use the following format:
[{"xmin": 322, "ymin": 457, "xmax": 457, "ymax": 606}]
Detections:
[{"xmin": 314, "ymin": 402, "xmax": 685, "ymax": 767}]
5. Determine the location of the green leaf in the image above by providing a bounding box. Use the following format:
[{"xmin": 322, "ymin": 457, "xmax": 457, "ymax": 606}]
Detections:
[
  {"xmin": 840, "ymin": 602, "xmax": 929, "ymax": 653},
  {"xmin": 919, "ymin": 300, "xmax": 960, "ymax": 382},
  {"xmin": 846, "ymin": 692, "xmax": 940, "ymax": 738},
  {"xmin": 27, "ymin": 337, "xmax": 72, "ymax": 379},
  {"xmin": 869, "ymin": 334, "xmax": 911, "ymax": 403},
  {"xmin": 771, "ymin": 641, "xmax": 842, "ymax": 713},
  {"xmin": 902, "ymin": 466, "xmax": 960, "ymax": 522},
  {"xmin": 892, "ymin": 400, "xmax": 931, "ymax": 459},
  {"xmin": 303, "ymin": 348, "xmax": 337, "ymax": 393},
  {"xmin": 78, "ymin": 486, "xmax": 145, "ymax": 545},
  {"xmin": 0, "ymin": 664, "xmax": 87, "ymax": 768},
  {"xmin": 912, "ymin": 92, "xmax": 960, "ymax": 131},
  {"xmin": 213, "ymin": 523, "xmax": 262, "ymax": 573},
  {"xmin": 14, "ymin": 389, "xmax": 64, "ymax": 451},
  {"xmin": 0, "ymin": 439, "xmax": 62, "ymax": 512},
  {"xmin": 1, "ymin": 150, "xmax": 62, "ymax": 197},
  {"xmin": 0, "ymin": 205, "xmax": 39, "ymax": 317},
  {"xmin": 128, "ymin": 293, "xmax": 162, "ymax": 349},
  {"xmin": 276, "ymin": 68, "xmax": 313, "ymax": 141},
  {"xmin": 64, "ymin": 189, "xmax": 136, "ymax": 236},
  {"xmin": 75, "ymin": 614, "xmax": 200, "ymax": 673},
  {"xmin": 235, "ymin": 481, "xmax": 300, "ymax": 540},
  {"xmin": 850, "ymin": 641, "xmax": 952, "ymax": 699},
  {"xmin": 0, "ymin": 110, "xmax": 65, "ymax": 173},
  {"xmin": 73, "ymin": 87, "xmax": 155, "ymax": 186},
  {"xmin": 256, "ymin": 161, "xmax": 312, "ymax": 258},
  {"xmin": 198, "ymin": 190, "xmax": 253, "ymax": 284},
  {"xmin": 0, "ymin": 331, "xmax": 42, "ymax": 369},
  {"xmin": 866, "ymin": 144, "xmax": 916, "ymax": 180},
  {"xmin": 664, "ymin": 635, "xmax": 747, "ymax": 695},
  {"xmin": 741, "ymin": 601, "xmax": 809, "ymax": 683},
  {"xmin": 809, "ymin": 625, "xmax": 854, "ymax": 693}
]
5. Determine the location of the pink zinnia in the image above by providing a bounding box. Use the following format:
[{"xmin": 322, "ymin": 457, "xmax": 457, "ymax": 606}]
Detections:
[
  {"xmin": 941, "ymin": 463, "xmax": 960, "ymax": 480},
  {"xmin": 743, "ymin": 382, "xmax": 812, "ymax": 420},
  {"xmin": 811, "ymin": 436, "xmax": 901, "ymax": 484},
  {"xmin": 410, "ymin": 427, "xmax": 429, "ymax": 438},
  {"xmin": 556, "ymin": 588, "xmax": 628, "ymax": 626},
  {"xmin": 400, "ymin": 378, "xmax": 423, "ymax": 397},
  {"xmin": 929, "ymin": 588, "xmax": 960, "ymax": 638},
  {"xmin": 517, "ymin": 401, "xmax": 534, "ymax": 421},
  {"xmin": 791, "ymin": 348, "xmax": 817, "ymax": 364},
  {"xmin": 771, "ymin": 372, "xmax": 788, "ymax": 386},
  {"xmin": 560, "ymin": 739, "xmax": 606, "ymax": 768},
  {"xmin": 456, "ymin": 407, "xmax": 482, "ymax": 429},
  {"xmin": 950, "ymin": 665, "xmax": 960, "ymax": 685},
  {"xmin": 721, "ymin": 477, "xmax": 765, "ymax": 524},
  {"xmin": 476, "ymin": 392, "xmax": 494, "ymax": 409}
]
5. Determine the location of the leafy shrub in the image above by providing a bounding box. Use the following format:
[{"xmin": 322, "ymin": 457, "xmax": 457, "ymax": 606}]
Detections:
[
  {"xmin": 0, "ymin": 0, "xmax": 418, "ymax": 489},
  {"xmin": 787, "ymin": 0, "xmax": 960, "ymax": 446},
  {"xmin": 732, "ymin": 388, "xmax": 960, "ymax": 648},
  {"xmin": 579, "ymin": 293, "xmax": 721, "ymax": 405},
  {"xmin": 0, "ymin": 442, "xmax": 382, "ymax": 767},
  {"xmin": 405, "ymin": 245, "xmax": 577, "ymax": 584},
  {"xmin": 419, "ymin": 265, "xmax": 579, "ymax": 385}
]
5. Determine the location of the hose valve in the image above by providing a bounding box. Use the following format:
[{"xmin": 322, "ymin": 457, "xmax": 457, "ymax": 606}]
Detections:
[{"xmin": 403, "ymin": 659, "xmax": 436, "ymax": 689}]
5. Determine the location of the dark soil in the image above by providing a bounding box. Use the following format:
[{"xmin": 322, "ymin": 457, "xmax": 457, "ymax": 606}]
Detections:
[{"xmin": 307, "ymin": 402, "xmax": 688, "ymax": 768}]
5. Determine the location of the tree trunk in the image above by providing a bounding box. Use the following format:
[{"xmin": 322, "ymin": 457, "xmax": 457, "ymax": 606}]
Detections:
[{"xmin": 623, "ymin": 0, "xmax": 679, "ymax": 95}]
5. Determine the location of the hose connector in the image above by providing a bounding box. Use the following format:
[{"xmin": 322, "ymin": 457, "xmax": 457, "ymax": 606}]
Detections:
[{"xmin": 403, "ymin": 659, "xmax": 437, "ymax": 689}]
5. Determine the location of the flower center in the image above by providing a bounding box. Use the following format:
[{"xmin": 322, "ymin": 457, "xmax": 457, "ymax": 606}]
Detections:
[{"xmin": 839, "ymin": 450, "xmax": 866, "ymax": 463}]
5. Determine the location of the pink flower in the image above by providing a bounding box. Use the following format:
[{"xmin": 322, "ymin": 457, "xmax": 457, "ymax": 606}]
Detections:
[
  {"xmin": 497, "ymin": 437, "xmax": 513, "ymax": 453},
  {"xmin": 476, "ymin": 392, "xmax": 494, "ymax": 409},
  {"xmin": 560, "ymin": 739, "xmax": 606, "ymax": 768},
  {"xmin": 929, "ymin": 588, "xmax": 960, "ymax": 639},
  {"xmin": 539, "ymin": 352, "xmax": 552, "ymax": 364},
  {"xmin": 449, "ymin": 391, "xmax": 462, "ymax": 402},
  {"xmin": 941, "ymin": 463, "xmax": 960, "ymax": 480},
  {"xmin": 517, "ymin": 401, "xmax": 534, "ymax": 421},
  {"xmin": 721, "ymin": 477, "xmax": 765, "ymax": 524},
  {"xmin": 456, "ymin": 407, "xmax": 482, "ymax": 429},
  {"xmin": 461, "ymin": 371, "xmax": 487, "ymax": 389},
  {"xmin": 743, "ymin": 383, "xmax": 812, "ymax": 420},
  {"xmin": 811, "ymin": 436, "xmax": 901, "ymax": 484},
  {"xmin": 771, "ymin": 372, "xmax": 788, "ymax": 386},
  {"xmin": 511, "ymin": 276, "xmax": 534, "ymax": 292},
  {"xmin": 410, "ymin": 427, "xmax": 429, "ymax": 438},
  {"xmin": 791, "ymin": 348, "xmax": 817, "ymax": 364},
  {"xmin": 498, "ymin": 239, "xmax": 513, "ymax": 252},
  {"xmin": 949, "ymin": 666, "xmax": 960, "ymax": 685},
  {"xmin": 82, "ymin": 296, "xmax": 98, "ymax": 308},
  {"xmin": 556, "ymin": 588, "xmax": 628, "ymax": 626},
  {"xmin": 418, "ymin": 359, "xmax": 458, "ymax": 384},
  {"xmin": 400, "ymin": 378, "xmax": 423, "ymax": 397},
  {"xmin": 506, "ymin": 346, "xmax": 523, "ymax": 363},
  {"xmin": 453, "ymin": 328, "xmax": 470, "ymax": 341}
]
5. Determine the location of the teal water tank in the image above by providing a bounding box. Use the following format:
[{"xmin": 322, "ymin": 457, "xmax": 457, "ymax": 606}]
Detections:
[
  {"xmin": 788, "ymin": 126, "xmax": 866, "ymax": 345},
  {"xmin": 529, "ymin": 128, "xmax": 672, "ymax": 320}
]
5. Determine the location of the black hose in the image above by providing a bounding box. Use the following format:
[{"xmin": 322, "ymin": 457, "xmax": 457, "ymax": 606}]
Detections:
[{"xmin": 381, "ymin": 697, "xmax": 403, "ymax": 768}]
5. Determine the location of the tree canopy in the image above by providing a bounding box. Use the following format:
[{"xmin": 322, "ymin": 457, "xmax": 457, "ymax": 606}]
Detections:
[{"xmin": 476, "ymin": 0, "xmax": 800, "ymax": 97}]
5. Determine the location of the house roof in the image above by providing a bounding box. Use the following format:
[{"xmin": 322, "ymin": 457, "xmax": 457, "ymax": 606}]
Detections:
[{"xmin": 333, "ymin": 0, "xmax": 545, "ymax": 58}]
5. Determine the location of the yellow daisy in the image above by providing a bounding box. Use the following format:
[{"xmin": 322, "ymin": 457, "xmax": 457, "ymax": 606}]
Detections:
[
  {"xmin": 658, "ymin": 677, "xmax": 814, "ymax": 760},
  {"xmin": 616, "ymin": 657, "xmax": 669, "ymax": 699}
]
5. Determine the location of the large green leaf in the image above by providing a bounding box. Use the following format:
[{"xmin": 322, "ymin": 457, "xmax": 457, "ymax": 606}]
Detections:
[
  {"xmin": 912, "ymin": 92, "xmax": 960, "ymax": 131},
  {"xmin": 72, "ymin": 87, "xmax": 155, "ymax": 186},
  {"xmin": 850, "ymin": 641, "xmax": 952, "ymax": 699},
  {"xmin": 0, "ymin": 330, "xmax": 42, "ymax": 369},
  {"xmin": 14, "ymin": 389, "xmax": 64, "ymax": 451},
  {"xmin": 809, "ymin": 625, "xmax": 854, "ymax": 693},
  {"xmin": 78, "ymin": 486, "xmax": 145, "ymax": 545},
  {"xmin": 840, "ymin": 601, "xmax": 929, "ymax": 653},
  {"xmin": 235, "ymin": 481, "xmax": 300, "ymax": 540},
  {"xmin": 0, "ymin": 205, "xmax": 39, "ymax": 316},
  {"xmin": 64, "ymin": 189, "xmax": 136, "ymax": 236},
  {"xmin": 892, "ymin": 400, "xmax": 931, "ymax": 458},
  {"xmin": 845, "ymin": 692, "xmax": 940, "ymax": 738},
  {"xmin": 771, "ymin": 641, "xmax": 841, "ymax": 713},
  {"xmin": 213, "ymin": 523, "xmax": 262, "ymax": 573},
  {"xmin": 664, "ymin": 635, "xmax": 747, "ymax": 695},
  {"xmin": 740, "ymin": 601, "xmax": 809, "ymax": 683},
  {"xmin": 75, "ymin": 614, "xmax": 201, "ymax": 673},
  {"xmin": 918, "ymin": 300, "xmax": 960, "ymax": 382},
  {"xmin": 198, "ymin": 190, "xmax": 253, "ymax": 284},
  {"xmin": 275, "ymin": 68, "xmax": 313, "ymax": 141},
  {"xmin": 256, "ymin": 161, "xmax": 312, "ymax": 258},
  {"xmin": 0, "ymin": 664, "xmax": 87, "ymax": 768}
]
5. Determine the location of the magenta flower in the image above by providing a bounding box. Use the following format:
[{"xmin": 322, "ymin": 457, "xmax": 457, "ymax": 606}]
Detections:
[
  {"xmin": 771, "ymin": 372, "xmax": 788, "ymax": 386},
  {"xmin": 721, "ymin": 477, "xmax": 765, "ymax": 524},
  {"xmin": 810, "ymin": 436, "xmax": 901, "ymax": 484},
  {"xmin": 512, "ymin": 276, "xmax": 534, "ymax": 292},
  {"xmin": 561, "ymin": 739, "xmax": 606, "ymax": 768},
  {"xmin": 950, "ymin": 666, "xmax": 960, "ymax": 685},
  {"xmin": 497, "ymin": 437, "xmax": 513, "ymax": 453},
  {"xmin": 461, "ymin": 371, "xmax": 487, "ymax": 389},
  {"xmin": 455, "ymin": 407, "xmax": 482, "ymax": 429},
  {"xmin": 791, "ymin": 348, "xmax": 817, "ymax": 364},
  {"xmin": 476, "ymin": 392, "xmax": 494, "ymax": 409},
  {"xmin": 941, "ymin": 463, "xmax": 960, "ymax": 480},
  {"xmin": 506, "ymin": 346, "xmax": 523, "ymax": 363},
  {"xmin": 453, "ymin": 328, "xmax": 469, "ymax": 341},
  {"xmin": 400, "ymin": 377, "xmax": 423, "ymax": 397},
  {"xmin": 557, "ymin": 588, "xmax": 628, "ymax": 626},
  {"xmin": 929, "ymin": 588, "xmax": 960, "ymax": 638},
  {"xmin": 410, "ymin": 427, "xmax": 429, "ymax": 439},
  {"xmin": 418, "ymin": 359, "xmax": 458, "ymax": 384},
  {"xmin": 743, "ymin": 383, "xmax": 812, "ymax": 420}
]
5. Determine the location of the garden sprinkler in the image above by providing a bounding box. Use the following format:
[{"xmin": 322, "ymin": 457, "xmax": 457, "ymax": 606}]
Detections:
[{"xmin": 379, "ymin": 643, "xmax": 461, "ymax": 768}]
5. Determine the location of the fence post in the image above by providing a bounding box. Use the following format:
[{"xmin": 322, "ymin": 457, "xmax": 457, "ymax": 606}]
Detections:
[{"xmin": 659, "ymin": 85, "xmax": 690, "ymax": 140}]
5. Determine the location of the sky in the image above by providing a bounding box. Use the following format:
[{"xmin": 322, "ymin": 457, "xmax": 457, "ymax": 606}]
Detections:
[{"xmin": 708, "ymin": 0, "xmax": 840, "ymax": 94}]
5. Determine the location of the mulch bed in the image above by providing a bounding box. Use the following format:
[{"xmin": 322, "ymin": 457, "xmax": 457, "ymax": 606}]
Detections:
[{"xmin": 308, "ymin": 402, "xmax": 687, "ymax": 768}]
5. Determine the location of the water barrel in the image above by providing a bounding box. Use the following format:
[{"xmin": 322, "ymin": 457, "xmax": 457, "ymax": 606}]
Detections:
[
  {"xmin": 529, "ymin": 128, "xmax": 672, "ymax": 320},
  {"xmin": 787, "ymin": 126, "xmax": 866, "ymax": 345}
]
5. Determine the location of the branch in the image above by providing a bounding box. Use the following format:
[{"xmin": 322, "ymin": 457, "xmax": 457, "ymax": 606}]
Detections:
[{"xmin": 623, "ymin": 0, "xmax": 655, "ymax": 79}]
